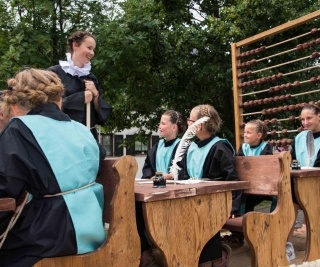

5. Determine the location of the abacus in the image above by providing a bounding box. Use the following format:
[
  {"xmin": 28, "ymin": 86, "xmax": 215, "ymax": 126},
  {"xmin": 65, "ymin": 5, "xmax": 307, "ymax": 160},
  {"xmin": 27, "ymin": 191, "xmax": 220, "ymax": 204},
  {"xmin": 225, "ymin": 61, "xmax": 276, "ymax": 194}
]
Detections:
[{"xmin": 232, "ymin": 10, "xmax": 320, "ymax": 150}]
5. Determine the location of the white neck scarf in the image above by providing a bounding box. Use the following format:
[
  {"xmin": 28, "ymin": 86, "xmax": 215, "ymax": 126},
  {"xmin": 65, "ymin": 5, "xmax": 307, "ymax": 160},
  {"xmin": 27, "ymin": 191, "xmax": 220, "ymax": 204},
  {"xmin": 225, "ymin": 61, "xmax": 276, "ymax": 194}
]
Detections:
[{"xmin": 59, "ymin": 53, "xmax": 91, "ymax": 77}]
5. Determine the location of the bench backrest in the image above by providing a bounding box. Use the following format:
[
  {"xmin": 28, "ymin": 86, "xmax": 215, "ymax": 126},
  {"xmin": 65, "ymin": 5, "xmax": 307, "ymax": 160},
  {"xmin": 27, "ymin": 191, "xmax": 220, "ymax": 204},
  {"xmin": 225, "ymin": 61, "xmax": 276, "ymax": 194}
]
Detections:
[
  {"xmin": 34, "ymin": 155, "xmax": 141, "ymax": 267},
  {"xmin": 235, "ymin": 153, "xmax": 283, "ymax": 196},
  {"xmin": 241, "ymin": 151, "xmax": 295, "ymax": 266}
]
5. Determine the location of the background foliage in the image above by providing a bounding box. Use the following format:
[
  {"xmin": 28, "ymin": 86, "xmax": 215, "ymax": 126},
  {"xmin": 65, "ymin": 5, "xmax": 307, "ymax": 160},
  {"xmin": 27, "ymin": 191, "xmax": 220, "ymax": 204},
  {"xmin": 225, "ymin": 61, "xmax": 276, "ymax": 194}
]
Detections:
[{"xmin": 0, "ymin": 0, "xmax": 318, "ymax": 145}]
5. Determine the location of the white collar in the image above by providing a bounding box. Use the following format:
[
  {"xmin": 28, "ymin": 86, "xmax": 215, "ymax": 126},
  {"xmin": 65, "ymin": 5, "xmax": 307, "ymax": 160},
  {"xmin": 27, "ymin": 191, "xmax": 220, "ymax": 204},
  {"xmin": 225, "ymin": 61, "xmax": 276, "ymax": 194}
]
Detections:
[{"xmin": 59, "ymin": 53, "xmax": 91, "ymax": 77}]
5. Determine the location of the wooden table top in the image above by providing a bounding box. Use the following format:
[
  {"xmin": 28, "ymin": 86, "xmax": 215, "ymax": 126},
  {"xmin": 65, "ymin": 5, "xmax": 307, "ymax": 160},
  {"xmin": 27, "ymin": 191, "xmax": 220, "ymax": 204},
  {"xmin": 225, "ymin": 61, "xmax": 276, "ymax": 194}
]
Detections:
[
  {"xmin": 135, "ymin": 180, "xmax": 250, "ymax": 202},
  {"xmin": 291, "ymin": 167, "xmax": 320, "ymax": 178}
]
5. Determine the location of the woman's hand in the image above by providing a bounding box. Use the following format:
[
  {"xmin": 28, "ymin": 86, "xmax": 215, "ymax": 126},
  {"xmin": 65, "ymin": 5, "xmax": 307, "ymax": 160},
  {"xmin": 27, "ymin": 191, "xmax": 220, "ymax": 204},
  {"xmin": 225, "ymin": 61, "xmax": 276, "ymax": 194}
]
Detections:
[
  {"xmin": 84, "ymin": 90, "xmax": 93, "ymax": 104},
  {"xmin": 84, "ymin": 80, "xmax": 99, "ymax": 98},
  {"xmin": 164, "ymin": 173, "xmax": 173, "ymax": 180}
]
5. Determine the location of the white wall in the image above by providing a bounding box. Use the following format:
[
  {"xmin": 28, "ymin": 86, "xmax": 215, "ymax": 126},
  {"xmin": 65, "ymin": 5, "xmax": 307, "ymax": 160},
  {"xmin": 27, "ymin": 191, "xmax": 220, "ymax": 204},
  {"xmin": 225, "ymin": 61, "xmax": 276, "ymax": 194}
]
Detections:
[{"xmin": 134, "ymin": 155, "xmax": 146, "ymax": 178}]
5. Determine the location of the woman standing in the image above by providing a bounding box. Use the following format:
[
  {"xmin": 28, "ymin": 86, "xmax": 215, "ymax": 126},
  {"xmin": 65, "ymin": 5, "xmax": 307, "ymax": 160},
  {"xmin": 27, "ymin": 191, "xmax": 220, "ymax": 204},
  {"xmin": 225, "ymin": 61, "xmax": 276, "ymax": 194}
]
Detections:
[
  {"xmin": 49, "ymin": 30, "xmax": 112, "ymax": 140},
  {"xmin": 0, "ymin": 68, "xmax": 106, "ymax": 266}
]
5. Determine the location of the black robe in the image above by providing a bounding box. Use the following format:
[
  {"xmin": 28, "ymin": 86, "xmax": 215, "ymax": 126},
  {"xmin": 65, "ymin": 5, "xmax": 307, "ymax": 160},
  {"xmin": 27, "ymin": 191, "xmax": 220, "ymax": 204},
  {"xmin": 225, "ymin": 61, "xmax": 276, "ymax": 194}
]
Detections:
[
  {"xmin": 141, "ymin": 138, "xmax": 179, "ymax": 179},
  {"xmin": 181, "ymin": 136, "xmax": 242, "ymax": 263},
  {"xmin": 49, "ymin": 65, "xmax": 112, "ymax": 140},
  {"xmin": 0, "ymin": 104, "xmax": 105, "ymax": 267},
  {"xmin": 237, "ymin": 142, "xmax": 273, "ymax": 156},
  {"xmin": 291, "ymin": 131, "xmax": 320, "ymax": 167}
]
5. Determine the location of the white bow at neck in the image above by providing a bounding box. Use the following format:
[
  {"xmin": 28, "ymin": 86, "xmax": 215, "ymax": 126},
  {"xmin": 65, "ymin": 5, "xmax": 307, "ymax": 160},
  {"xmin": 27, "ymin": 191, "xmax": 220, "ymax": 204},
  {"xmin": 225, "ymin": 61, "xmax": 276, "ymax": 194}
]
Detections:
[{"xmin": 59, "ymin": 53, "xmax": 91, "ymax": 77}]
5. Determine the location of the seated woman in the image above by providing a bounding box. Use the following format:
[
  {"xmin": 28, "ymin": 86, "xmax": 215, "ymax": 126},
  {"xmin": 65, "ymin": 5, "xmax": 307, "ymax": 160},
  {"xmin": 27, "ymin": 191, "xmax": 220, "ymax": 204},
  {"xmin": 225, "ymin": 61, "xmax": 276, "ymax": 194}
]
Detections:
[
  {"xmin": 138, "ymin": 109, "xmax": 186, "ymax": 267},
  {"xmin": 0, "ymin": 68, "xmax": 106, "ymax": 267},
  {"xmin": 141, "ymin": 109, "xmax": 186, "ymax": 179},
  {"xmin": 223, "ymin": 119, "xmax": 273, "ymax": 248},
  {"xmin": 180, "ymin": 104, "xmax": 241, "ymax": 267}
]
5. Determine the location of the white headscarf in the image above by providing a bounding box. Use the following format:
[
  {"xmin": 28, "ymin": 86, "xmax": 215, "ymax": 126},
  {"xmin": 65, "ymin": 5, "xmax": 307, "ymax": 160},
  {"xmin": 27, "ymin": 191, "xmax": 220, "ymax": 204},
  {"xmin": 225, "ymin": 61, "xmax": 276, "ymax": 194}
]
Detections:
[{"xmin": 59, "ymin": 53, "xmax": 91, "ymax": 77}]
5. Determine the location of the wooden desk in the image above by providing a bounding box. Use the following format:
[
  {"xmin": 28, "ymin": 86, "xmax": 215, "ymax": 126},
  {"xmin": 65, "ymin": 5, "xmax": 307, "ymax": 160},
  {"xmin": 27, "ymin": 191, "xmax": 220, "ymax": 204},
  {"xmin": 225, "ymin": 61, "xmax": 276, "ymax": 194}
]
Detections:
[
  {"xmin": 135, "ymin": 180, "xmax": 250, "ymax": 267},
  {"xmin": 291, "ymin": 168, "xmax": 320, "ymax": 262}
]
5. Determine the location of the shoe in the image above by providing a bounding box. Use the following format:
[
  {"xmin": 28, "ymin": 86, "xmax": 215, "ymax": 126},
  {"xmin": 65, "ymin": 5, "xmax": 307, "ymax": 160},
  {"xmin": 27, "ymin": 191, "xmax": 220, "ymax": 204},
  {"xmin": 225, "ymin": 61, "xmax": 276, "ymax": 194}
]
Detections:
[
  {"xmin": 199, "ymin": 243, "xmax": 232, "ymax": 267},
  {"xmin": 221, "ymin": 232, "xmax": 244, "ymax": 248},
  {"xmin": 139, "ymin": 248, "xmax": 159, "ymax": 267},
  {"xmin": 286, "ymin": 242, "xmax": 296, "ymax": 263}
]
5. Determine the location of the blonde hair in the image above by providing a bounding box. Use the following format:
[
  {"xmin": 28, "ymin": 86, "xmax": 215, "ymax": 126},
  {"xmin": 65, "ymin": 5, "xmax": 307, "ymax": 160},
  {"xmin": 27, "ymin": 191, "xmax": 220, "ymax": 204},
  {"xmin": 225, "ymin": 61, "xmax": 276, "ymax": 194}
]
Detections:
[
  {"xmin": 5, "ymin": 68, "xmax": 64, "ymax": 110},
  {"xmin": 192, "ymin": 104, "xmax": 222, "ymax": 134},
  {"xmin": 246, "ymin": 119, "xmax": 268, "ymax": 140}
]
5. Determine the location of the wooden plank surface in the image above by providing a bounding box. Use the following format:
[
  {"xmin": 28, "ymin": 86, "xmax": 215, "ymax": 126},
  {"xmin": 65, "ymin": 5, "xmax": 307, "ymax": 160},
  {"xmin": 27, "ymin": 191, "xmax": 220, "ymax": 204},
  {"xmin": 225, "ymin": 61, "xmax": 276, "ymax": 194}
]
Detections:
[
  {"xmin": 135, "ymin": 180, "xmax": 250, "ymax": 202},
  {"xmin": 235, "ymin": 154, "xmax": 283, "ymax": 195},
  {"xmin": 143, "ymin": 191, "xmax": 232, "ymax": 267},
  {"xmin": 293, "ymin": 173, "xmax": 320, "ymax": 261}
]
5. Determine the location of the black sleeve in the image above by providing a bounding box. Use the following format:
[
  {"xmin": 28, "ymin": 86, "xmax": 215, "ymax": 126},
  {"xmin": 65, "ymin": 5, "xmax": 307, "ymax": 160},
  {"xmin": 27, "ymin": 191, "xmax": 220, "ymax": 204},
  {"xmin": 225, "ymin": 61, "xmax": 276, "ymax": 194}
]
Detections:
[
  {"xmin": 202, "ymin": 141, "xmax": 242, "ymax": 214},
  {"xmin": 141, "ymin": 144, "xmax": 158, "ymax": 179},
  {"xmin": 236, "ymin": 145, "xmax": 245, "ymax": 156},
  {"xmin": 261, "ymin": 143, "xmax": 273, "ymax": 155},
  {"xmin": 291, "ymin": 138, "xmax": 297, "ymax": 161}
]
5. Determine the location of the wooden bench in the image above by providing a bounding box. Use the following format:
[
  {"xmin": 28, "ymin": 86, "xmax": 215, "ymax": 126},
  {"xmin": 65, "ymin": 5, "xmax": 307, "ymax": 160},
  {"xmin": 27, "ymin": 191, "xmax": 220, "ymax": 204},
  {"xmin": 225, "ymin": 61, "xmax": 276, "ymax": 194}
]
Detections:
[
  {"xmin": 33, "ymin": 155, "xmax": 141, "ymax": 267},
  {"xmin": 0, "ymin": 155, "xmax": 140, "ymax": 267},
  {"xmin": 223, "ymin": 151, "xmax": 295, "ymax": 267}
]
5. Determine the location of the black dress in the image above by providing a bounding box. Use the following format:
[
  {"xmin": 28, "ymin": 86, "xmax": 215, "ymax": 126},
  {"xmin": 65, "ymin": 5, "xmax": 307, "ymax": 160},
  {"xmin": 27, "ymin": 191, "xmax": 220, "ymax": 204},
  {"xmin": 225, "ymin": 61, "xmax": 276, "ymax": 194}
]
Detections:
[
  {"xmin": 49, "ymin": 65, "xmax": 112, "ymax": 140},
  {"xmin": 0, "ymin": 104, "xmax": 106, "ymax": 267},
  {"xmin": 182, "ymin": 136, "xmax": 241, "ymax": 263}
]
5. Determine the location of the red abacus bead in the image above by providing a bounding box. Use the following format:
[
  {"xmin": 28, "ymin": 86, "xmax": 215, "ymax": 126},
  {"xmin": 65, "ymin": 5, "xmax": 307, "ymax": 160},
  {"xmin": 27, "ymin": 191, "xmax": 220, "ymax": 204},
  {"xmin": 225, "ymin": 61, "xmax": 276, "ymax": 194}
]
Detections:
[
  {"xmin": 289, "ymin": 115, "xmax": 296, "ymax": 122},
  {"xmin": 309, "ymin": 40, "xmax": 316, "ymax": 47},
  {"xmin": 310, "ymin": 77, "xmax": 318, "ymax": 83},
  {"xmin": 293, "ymin": 81, "xmax": 300, "ymax": 87},
  {"xmin": 316, "ymin": 38, "xmax": 320, "ymax": 44},
  {"xmin": 311, "ymin": 52, "xmax": 319, "ymax": 58},
  {"xmin": 297, "ymin": 126, "xmax": 304, "ymax": 132},
  {"xmin": 311, "ymin": 28, "xmax": 319, "ymax": 34},
  {"xmin": 271, "ymin": 130, "xmax": 277, "ymax": 136},
  {"xmin": 271, "ymin": 118, "xmax": 278, "ymax": 124},
  {"xmin": 264, "ymin": 119, "xmax": 270, "ymax": 125},
  {"xmin": 287, "ymin": 139, "xmax": 293, "ymax": 145},
  {"xmin": 267, "ymin": 108, "xmax": 273, "ymax": 114},
  {"xmin": 296, "ymin": 44, "xmax": 303, "ymax": 50},
  {"xmin": 274, "ymin": 85, "xmax": 281, "ymax": 92},
  {"xmin": 282, "ymin": 129, "xmax": 288, "ymax": 135},
  {"xmin": 303, "ymin": 43, "xmax": 309, "ymax": 49},
  {"xmin": 259, "ymin": 46, "xmax": 266, "ymax": 52}
]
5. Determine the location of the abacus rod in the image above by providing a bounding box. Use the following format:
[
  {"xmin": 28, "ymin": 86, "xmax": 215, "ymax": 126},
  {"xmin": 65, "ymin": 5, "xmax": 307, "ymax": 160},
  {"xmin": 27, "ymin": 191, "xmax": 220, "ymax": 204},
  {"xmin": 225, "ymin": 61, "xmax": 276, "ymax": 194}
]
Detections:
[
  {"xmin": 266, "ymin": 31, "xmax": 313, "ymax": 49},
  {"xmin": 292, "ymin": 89, "xmax": 320, "ymax": 97},
  {"xmin": 255, "ymin": 47, "xmax": 297, "ymax": 62},
  {"xmin": 241, "ymin": 111, "xmax": 262, "ymax": 116},
  {"xmin": 268, "ymin": 129, "xmax": 299, "ymax": 134},
  {"xmin": 283, "ymin": 65, "xmax": 319, "ymax": 76},
  {"xmin": 240, "ymin": 79, "xmax": 319, "ymax": 97},
  {"xmin": 241, "ymin": 89, "xmax": 270, "ymax": 96},
  {"xmin": 235, "ymin": 11, "xmax": 320, "ymax": 47},
  {"xmin": 251, "ymin": 55, "xmax": 312, "ymax": 74},
  {"xmin": 277, "ymin": 117, "xmax": 299, "ymax": 122}
]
